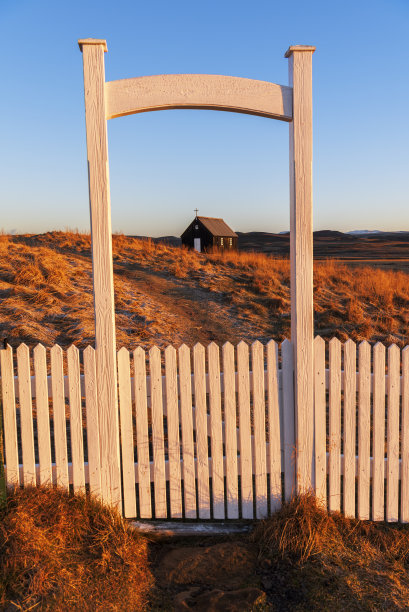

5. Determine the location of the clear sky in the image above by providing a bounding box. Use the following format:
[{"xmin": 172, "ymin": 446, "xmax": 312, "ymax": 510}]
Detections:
[{"xmin": 1, "ymin": 0, "xmax": 408, "ymax": 236}]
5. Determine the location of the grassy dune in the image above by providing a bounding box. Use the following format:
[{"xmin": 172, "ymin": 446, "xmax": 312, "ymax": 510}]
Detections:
[{"xmin": 0, "ymin": 231, "xmax": 409, "ymax": 349}]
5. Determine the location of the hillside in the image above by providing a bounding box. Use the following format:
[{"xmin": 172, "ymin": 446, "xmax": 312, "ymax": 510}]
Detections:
[{"xmin": 1, "ymin": 231, "xmax": 409, "ymax": 350}]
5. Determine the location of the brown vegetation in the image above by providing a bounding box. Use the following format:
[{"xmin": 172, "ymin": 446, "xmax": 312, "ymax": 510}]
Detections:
[
  {"xmin": 0, "ymin": 231, "xmax": 408, "ymax": 350},
  {"xmin": 0, "ymin": 486, "xmax": 152, "ymax": 611}
]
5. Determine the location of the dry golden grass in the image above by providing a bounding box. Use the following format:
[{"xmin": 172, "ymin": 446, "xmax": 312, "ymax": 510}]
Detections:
[
  {"xmin": 252, "ymin": 494, "xmax": 409, "ymax": 610},
  {"xmin": 1, "ymin": 232, "xmax": 409, "ymax": 349},
  {"xmin": 0, "ymin": 486, "xmax": 152, "ymax": 611}
]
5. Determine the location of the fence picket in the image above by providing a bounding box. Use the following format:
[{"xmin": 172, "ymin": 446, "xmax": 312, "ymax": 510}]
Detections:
[
  {"xmin": 266, "ymin": 340, "xmax": 281, "ymax": 513},
  {"xmin": 282, "ymin": 339, "xmax": 295, "ymax": 501},
  {"xmin": 252, "ymin": 341, "xmax": 268, "ymax": 518},
  {"xmin": 51, "ymin": 344, "xmax": 69, "ymax": 490},
  {"xmin": 17, "ymin": 344, "xmax": 36, "ymax": 486},
  {"xmin": 223, "ymin": 342, "xmax": 238, "ymax": 518},
  {"xmin": 237, "ymin": 341, "xmax": 253, "ymax": 518},
  {"xmin": 387, "ymin": 344, "xmax": 400, "ymax": 522},
  {"xmin": 194, "ymin": 343, "xmax": 210, "ymax": 518},
  {"xmin": 179, "ymin": 345, "xmax": 197, "ymax": 518},
  {"xmin": 149, "ymin": 347, "xmax": 167, "ymax": 518},
  {"xmin": 358, "ymin": 341, "xmax": 371, "ymax": 520},
  {"xmin": 34, "ymin": 344, "xmax": 52, "ymax": 486},
  {"xmin": 67, "ymin": 345, "xmax": 85, "ymax": 493},
  {"xmin": 134, "ymin": 348, "xmax": 151, "ymax": 519},
  {"xmin": 208, "ymin": 342, "xmax": 225, "ymax": 519},
  {"xmin": 402, "ymin": 347, "xmax": 409, "ymax": 523},
  {"xmin": 373, "ymin": 342, "xmax": 386, "ymax": 521},
  {"xmin": 343, "ymin": 339, "xmax": 356, "ymax": 518},
  {"xmin": 329, "ymin": 338, "xmax": 341, "ymax": 513},
  {"xmin": 0, "ymin": 346, "xmax": 19, "ymax": 485},
  {"xmin": 117, "ymin": 348, "xmax": 137, "ymax": 518},
  {"xmin": 165, "ymin": 346, "xmax": 183, "ymax": 518},
  {"xmin": 314, "ymin": 336, "xmax": 326, "ymax": 504},
  {"xmin": 83, "ymin": 346, "xmax": 101, "ymax": 497}
]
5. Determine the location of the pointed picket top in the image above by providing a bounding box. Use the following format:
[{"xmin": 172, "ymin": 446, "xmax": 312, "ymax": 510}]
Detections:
[
  {"xmin": 329, "ymin": 337, "xmax": 341, "ymax": 349},
  {"xmin": 33, "ymin": 343, "xmax": 46, "ymax": 356},
  {"xmin": 118, "ymin": 346, "xmax": 129, "ymax": 358},
  {"xmin": 208, "ymin": 341, "xmax": 219, "ymax": 352},
  {"xmin": 133, "ymin": 345, "xmax": 146, "ymax": 359},
  {"xmin": 16, "ymin": 343, "xmax": 29, "ymax": 357},
  {"xmin": 67, "ymin": 344, "xmax": 79, "ymax": 358},
  {"xmin": 222, "ymin": 341, "xmax": 234, "ymax": 351},
  {"xmin": 388, "ymin": 343, "xmax": 400, "ymax": 358},
  {"xmin": 251, "ymin": 339, "xmax": 264, "ymax": 351},
  {"xmin": 222, "ymin": 342, "xmax": 234, "ymax": 363},
  {"xmin": 281, "ymin": 338, "xmax": 291, "ymax": 348},
  {"xmin": 267, "ymin": 338, "xmax": 278, "ymax": 351},
  {"xmin": 403, "ymin": 345, "xmax": 409, "ymax": 361},
  {"xmin": 237, "ymin": 340, "xmax": 249, "ymax": 350},
  {"xmin": 165, "ymin": 344, "xmax": 176, "ymax": 358},
  {"xmin": 374, "ymin": 341, "xmax": 386, "ymax": 357},
  {"xmin": 359, "ymin": 339, "xmax": 371, "ymax": 350},
  {"xmin": 193, "ymin": 342, "xmax": 205, "ymax": 356},
  {"xmin": 344, "ymin": 338, "xmax": 356, "ymax": 350},
  {"xmin": 84, "ymin": 344, "xmax": 95, "ymax": 358},
  {"xmin": 50, "ymin": 343, "xmax": 63, "ymax": 356},
  {"xmin": 178, "ymin": 343, "xmax": 191, "ymax": 358},
  {"xmin": 149, "ymin": 345, "xmax": 161, "ymax": 359}
]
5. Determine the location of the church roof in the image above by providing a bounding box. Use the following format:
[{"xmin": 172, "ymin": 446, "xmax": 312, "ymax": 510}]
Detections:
[{"xmin": 197, "ymin": 216, "xmax": 237, "ymax": 238}]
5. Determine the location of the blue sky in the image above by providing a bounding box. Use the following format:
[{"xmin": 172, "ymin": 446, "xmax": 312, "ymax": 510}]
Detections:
[{"xmin": 0, "ymin": 0, "xmax": 408, "ymax": 236}]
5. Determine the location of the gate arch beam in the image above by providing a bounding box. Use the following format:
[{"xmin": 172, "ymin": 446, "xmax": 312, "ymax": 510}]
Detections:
[{"xmin": 105, "ymin": 74, "xmax": 293, "ymax": 121}]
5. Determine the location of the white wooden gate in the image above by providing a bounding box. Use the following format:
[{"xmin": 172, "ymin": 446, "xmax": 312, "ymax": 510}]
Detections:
[{"xmin": 78, "ymin": 38, "xmax": 315, "ymax": 512}]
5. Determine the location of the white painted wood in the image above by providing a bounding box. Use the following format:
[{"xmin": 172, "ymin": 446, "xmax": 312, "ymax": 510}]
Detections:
[
  {"xmin": 373, "ymin": 342, "xmax": 386, "ymax": 521},
  {"xmin": 79, "ymin": 39, "xmax": 121, "ymax": 510},
  {"xmin": 343, "ymin": 339, "xmax": 356, "ymax": 518},
  {"xmin": 402, "ymin": 346, "xmax": 409, "ymax": 523},
  {"xmin": 387, "ymin": 344, "xmax": 400, "ymax": 522},
  {"xmin": 149, "ymin": 347, "xmax": 167, "ymax": 518},
  {"xmin": 328, "ymin": 338, "xmax": 341, "ymax": 513},
  {"xmin": 117, "ymin": 348, "xmax": 137, "ymax": 518},
  {"xmin": 34, "ymin": 344, "xmax": 52, "ymax": 485},
  {"xmin": 105, "ymin": 74, "xmax": 293, "ymax": 121},
  {"xmin": 17, "ymin": 344, "xmax": 36, "ymax": 486},
  {"xmin": 0, "ymin": 346, "xmax": 19, "ymax": 485},
  {"xmin": 252, "ymin": 341, "xmax": 268, "ymax": 518},
  {"xmin": 194, "ymin": 343, "xmax": 210, "ymax": 519},
  {"xmin": 222, "ymin": 342, "xmax": 238, "ymax": 518},
  {"xmin": 313, "ymin": 336, "xmax": 326, "ymax": 504},
  {"xmin": 237, "ymin": 341, "xmax": 253, "ymax": 518},
  {"xmin": 165, "ymin": 346, "xmax": 183, "ymax": 518},
  {"xmin": 282, "ymin": 339, "xmax": 295, "ymax": 501},
  {"xmin": 133, "ymin": 347, "xmax": 152, "ymax": 518},
  {"xmin": 51, "ymin": 344, "xmax": 69, "ymax": 490},
  {"xmin": 286, "ymin": 46, "xmax": 315, "ymax": 494},
  {"xmin": 67, "ymin": 345, "xmax": 85, "ymax": 493},
  {"xmin": 266, "ymin": 340, "xmax": 281, "ymax": 513},
  {"xmin": 208, "ymin": 342, "xmax": 225, "ymax": 519},
  {"xmin": 178, "ymin": 345, "xmax": 197, "ymax": 518},
  {"xmin": 83, "ymin": 346, "xmax": 101, "ymax": 498},
  {"xmin": 358, "ymin": 341, "xmax": 371, "ymax": 520}
]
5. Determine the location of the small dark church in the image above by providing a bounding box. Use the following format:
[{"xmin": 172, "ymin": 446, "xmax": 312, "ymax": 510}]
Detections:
[{"xmin": 181, "ymin": 213, "xmax": 238, "ymax": 252}]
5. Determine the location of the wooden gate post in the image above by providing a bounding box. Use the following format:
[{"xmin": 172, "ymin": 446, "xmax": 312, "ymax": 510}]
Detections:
[
  {"xmin": 78, "ymin": 39, "xmax": 121, "ymax": 509},
  {"xmin": 285, "ymin": 45, "xmax": 315, "ymax": 494}
]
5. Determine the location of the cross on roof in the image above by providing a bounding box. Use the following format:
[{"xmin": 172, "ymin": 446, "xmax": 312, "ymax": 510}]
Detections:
[{"xmin": 194, "ymin": 208, "xmax": 199, "ymax": 217}]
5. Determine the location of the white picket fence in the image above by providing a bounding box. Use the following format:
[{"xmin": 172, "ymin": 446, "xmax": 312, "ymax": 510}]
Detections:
[{"xmin": 1, "ymin": 337, "xmax": 409, "ymax": 522}]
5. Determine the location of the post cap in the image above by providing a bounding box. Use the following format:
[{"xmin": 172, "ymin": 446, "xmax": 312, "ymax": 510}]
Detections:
[
  {"xmin": 284, "ymin": 45, "xmax": 315, "ymax": 58},
  {"xmin": 78, "ymin": 38, "xmax": 108, "ymax": 52}
]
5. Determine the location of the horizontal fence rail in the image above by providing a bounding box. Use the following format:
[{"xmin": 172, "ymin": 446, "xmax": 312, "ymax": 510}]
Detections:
[{"xmin": 1, "ymin": 338, "xmax": 409, "ymax": 522}]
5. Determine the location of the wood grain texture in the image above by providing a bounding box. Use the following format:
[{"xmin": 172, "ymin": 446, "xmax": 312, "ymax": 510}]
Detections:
[
  {"xmin": 106, "ymin": 74, "xmax": 292, "ymax": 121},
  {"xmin": 67, "ymin": 345, "xmax": 85, "ymax": 493},
  {"xmin": 178, "ymin": 345, "xmax": 197, "ymax": 518},
  {"xmin": 402, "ymin": 347, "xmax": 409, "ymax": 523},
  {"xmin": 149, "ymin": 347, "xmax": 167, "ymax": 518},
  {"xmin": 208, "ymin": 342, "xmax": 225, "ymax": 519},
  {"xmin": 17, "ymin": 344, "xmax": 36, "ymax": 486},
  {"xmin": 386, "ymin": 344, "xmax": 400, "ymax": 522},
  {"xmin": 288, "ymin": 48, "xmax": 315, "ymax": 494},
  {"xmin": 83, "ymin": 346, "xmax": 101, "ymax": 498},
  {"xmin": 237, "ymin": 341, "xmax": 253, "ymax": 518},
  {"xmin": 0, "ymin": 346, "xmax": 19, "ymax": 485},
  {"xmin": 252, "ymin": 341, "xmax": 268, "ymax": 518},
  {"xmin": 358, "ymin": 341, "xmax": 371, "ymax": 520},
  {"xmin": 373, "ymin": 342, "xmax": 386, "ymax": 521},
  {"xmin": 343, "ymin": 339, "xmax": 356, "ymax": 518},
  {"xmin": 34, "ymin": 344, "xmax": 52, "ymax": 485},
  {"xmin": 313, "ymin": 336, "xmax": 326, "ymax": 504},
  {"xmin": 165, "ymin": 346, "xmax": 183, "ymax": 518},
  {"xmin": 194, "ymin": 343, "xmax": 210, "ymax": 519},
  {"xmin": 117, "ymin": 348, "xmax": 137, "ymax": 518},
  {"xmin": 329, "ymin": 338, "xmax": 341, "ymax": 513},
  {"xmin": 267, "ymin": 340, "xmax": 281, "ymax": 513},
  {"xmin": 134, "ymin": 348, "xmax": 152, "ymax": 518},
  {"xmin": 282, "ymin": 339, "xmax": 295, "ymax": 501},
  {"xmin": 51, "ymin": 345, "xmax": 69, "ymax": 489},
  {"xmin": 223, "ymin": 342, "xmax": 239, "ymax": 518},
  {"xmin": 80, "ymin": 41, "xmax": 121, "ymax": 509}
]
